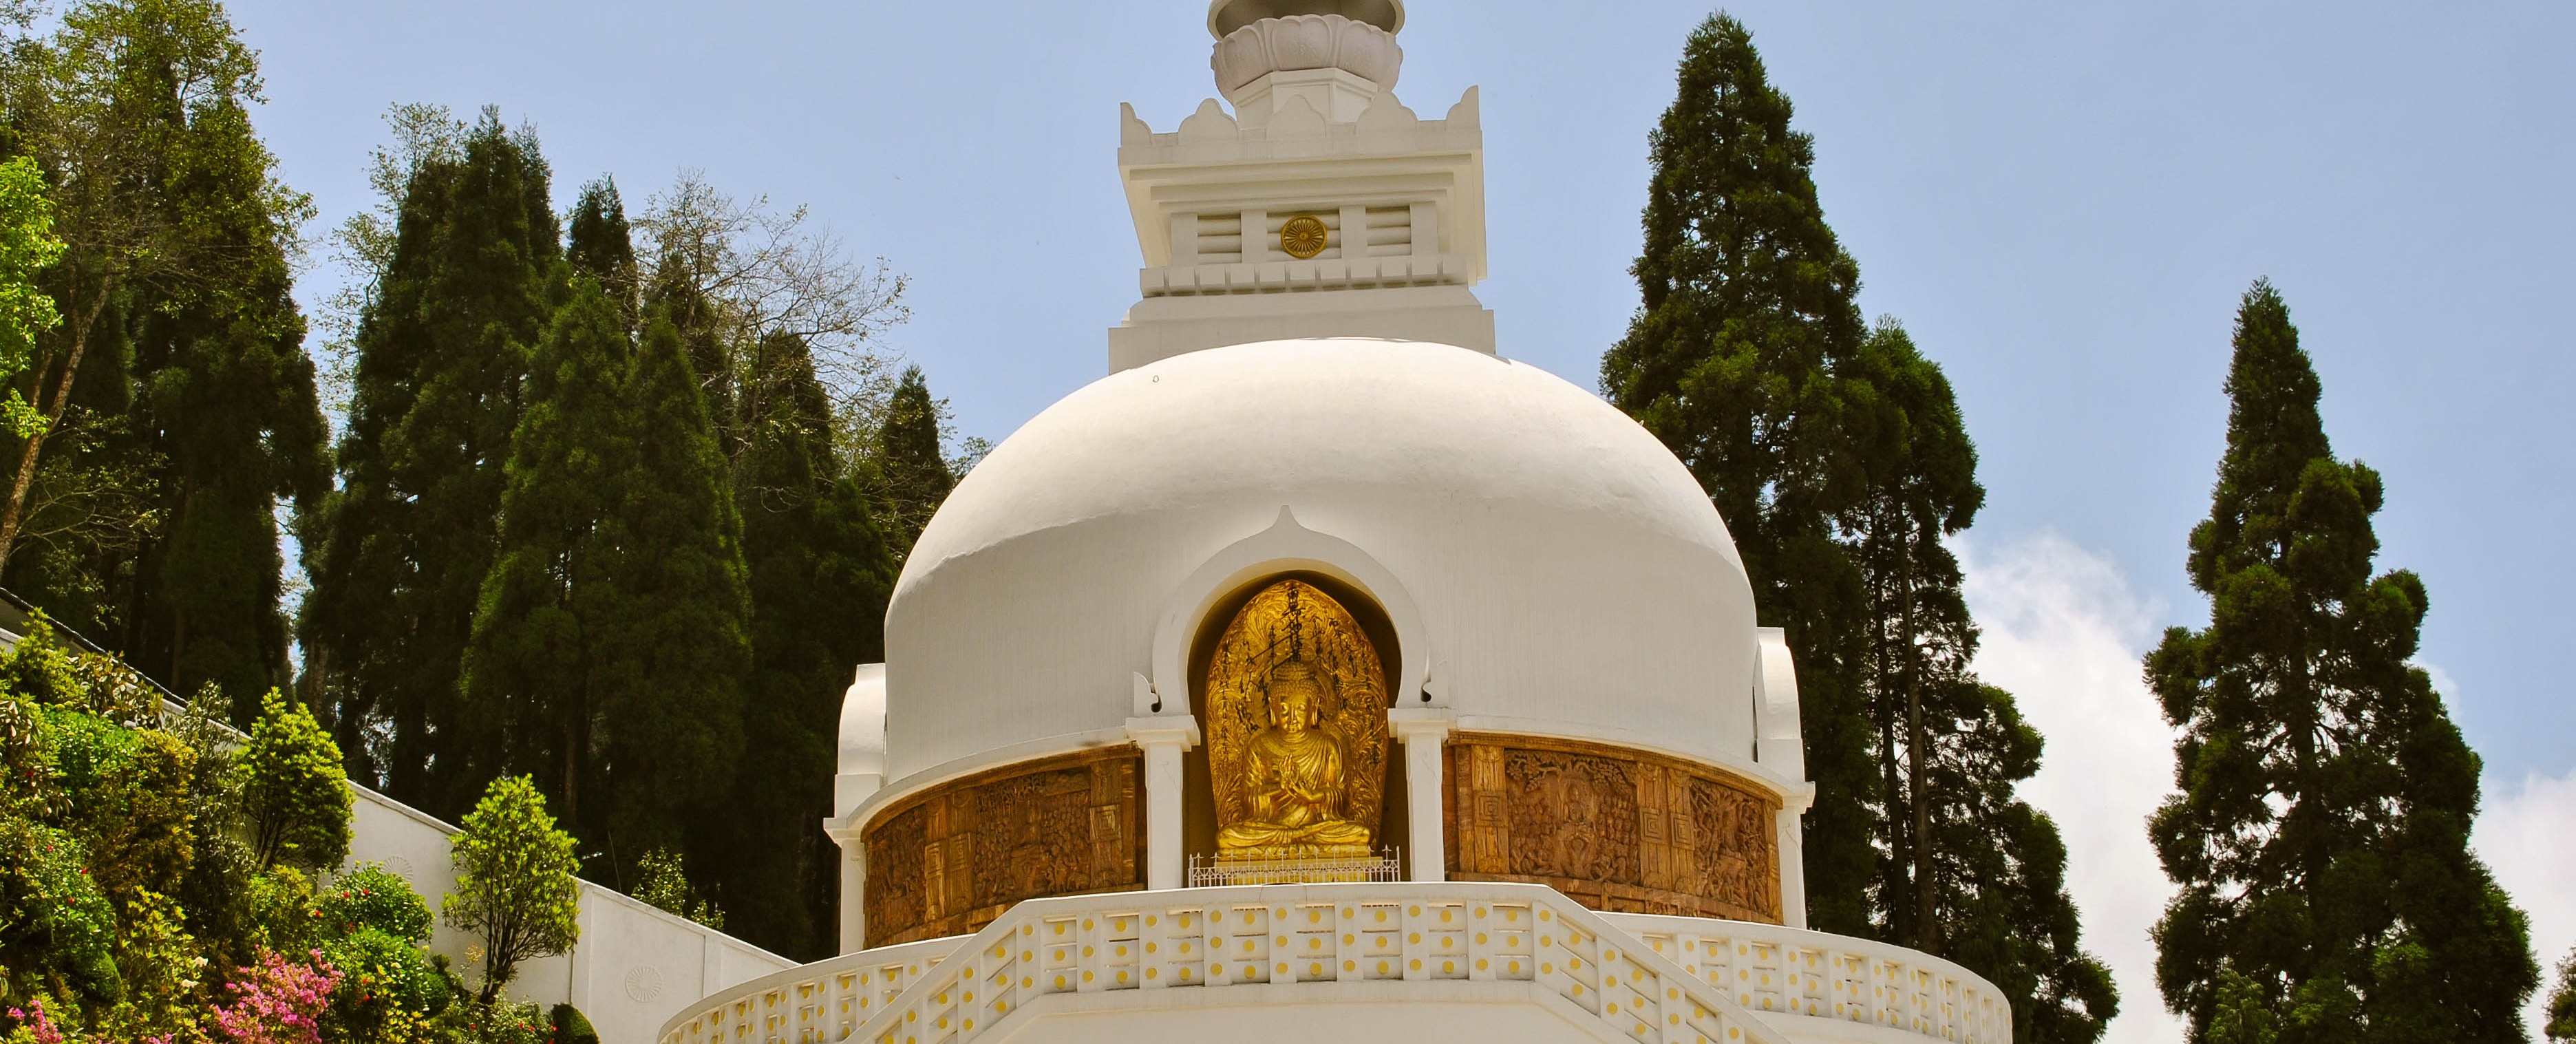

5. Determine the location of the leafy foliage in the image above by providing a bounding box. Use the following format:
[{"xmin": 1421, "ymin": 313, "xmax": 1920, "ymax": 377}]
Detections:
[
  {"xmin": 316, "ymin": 864, "xmax": 431, "ymax": 945},
  {"xmin": 0, "ymin": 156, "xmax": 65, "ymax": 440},
  {"xmin": 544, "ymin": 1002, "xmax": 596, "ymax": 1044},
  {"xmin": 630, "ymin": 847, "xmax": 723, "ymax": 930},
  {"xmin": 441, "ymin": 776, "xmax": 578, "ymax": 1001},
  {"xmin": 232, "ymin": 691, "xmax": 352, "ymax": 871},
  {"xmin": 2147, "ymin": 280, "xmax": 2536, "ymax": 1041}
]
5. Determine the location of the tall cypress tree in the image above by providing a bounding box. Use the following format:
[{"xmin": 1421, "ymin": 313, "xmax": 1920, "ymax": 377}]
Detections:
[
  {"xmin": 1599, "ymin": 10, "xmax": 1875, "ymax": 935},
  {"xmin": 720, "ymin": 328, "xmax": 895, "ymax": 959},
  {"xmin": 564, "ymin": 177, "xmax": 636, "ymax": 320},
  {"xmin": 871, "ymin": 364, "xmax": 952, "ymax": 557},
  {"xmin": 132, "ymin": 84, "xmax": 330, "ymax": 721},
  {"xmin": 1846, "ymin": 321, "xmax": 2115, "ymax": 1041},
  {"xmin": 458, "ymin": 275, "xmax": 632, "ymax": 844},
  {"xmin": 590, "ymin": 311, "xmax": 750, "ymax": 886},
  {"xmin": 299, "ymin": 111, "xmax": 559, "ymax": 813},
  {"xmin": 2147, "ymin": 280, "xmax": 2535, "ymax": 1041}
]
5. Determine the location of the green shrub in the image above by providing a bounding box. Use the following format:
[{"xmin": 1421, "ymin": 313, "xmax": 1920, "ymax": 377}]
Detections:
[
  {"xmin": 0, "ymin": 816, "xmax": 120, "ymax": 1009},
  {"xmin": 243, "ymin": 865, "xmax": 320, "ymax": 956},
  {"xmin": 322, "ymin": 924, "xmax": 451, "ymax": 1038},
  {"xmin": 546, "ymin": 1001, "xmax": 597, "ymax": 1044},
  {"xmin": 44, "ymin": 707, "xmax": 196, "ymax": 906},
  {"xmin": 321, "ymin": 863, "xmax": 434, "ymax": 944},
  {"xmin": 230, "ymin": 690, "xmax": 351, "ymax": 871}
]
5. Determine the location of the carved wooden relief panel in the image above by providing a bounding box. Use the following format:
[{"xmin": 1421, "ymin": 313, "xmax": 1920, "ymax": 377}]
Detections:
[
  {"xmin": 1443, "ymin": 732, "xmax": 1782, "ymax": 924},
  {"xmin": 863, "ymin": 747, "xmax": 1143, "ymax": 947}
]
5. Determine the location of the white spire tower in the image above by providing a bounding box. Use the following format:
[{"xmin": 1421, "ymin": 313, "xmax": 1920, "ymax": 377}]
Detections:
[{"xmin": 1109, "ymin": 0, "xmax": 1493, "ymax": 370}]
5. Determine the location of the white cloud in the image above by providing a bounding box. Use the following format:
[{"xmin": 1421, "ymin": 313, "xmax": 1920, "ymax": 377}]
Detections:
[
  {"xmin": 1959, "ymin": 536, "xmax": 2576, "ymax": 1042},
  {"xmin": 2472, "ymin": 767, "xmax": 2576, "ymax": 1036},
  {"xmin": 1956, "ymin": 531, "xmax": 2186, "ymax": 1044}
]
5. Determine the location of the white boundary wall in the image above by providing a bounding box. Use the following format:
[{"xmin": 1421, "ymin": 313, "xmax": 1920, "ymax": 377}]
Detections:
[{"xmin": 348, "ymin": 785, "xmax": 796, "ymax": 1043}]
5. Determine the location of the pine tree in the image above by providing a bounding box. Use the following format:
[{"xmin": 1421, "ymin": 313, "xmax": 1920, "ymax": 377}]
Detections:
[
  {"xmin": 299, "ymin": 111, "xmax": 559, "ymax": 813},
  {"xmin": 129, "ymin": 76, "xmax": 330, "ymax": 718},
  {"xmin": 719, "ymin": 329, "xmax": 894, "ymax": 959},
  {"xmin": 1844, "ymin": 321, "xmax": 2115, "ymax": 1041},
  {"xmin": 1599, "ymin": 10, "xmax": 1875, "ymax": 935},
  {"xmin": 2147, "ymin": 279, "xmax": 2535, "ymax": 1041},
  {"xmin": 564, "ymin": 178, "xmax": 636, "ymax": 320},
  {"xmin": 458, "ymin": 277, "xmax": 632, "ymax": 842},
  {"xmin": 589, "ymin": 312, "xmax": 750, "ymax": 885},
  {"xmin": 871, "ymin": 364, "xmax": 952, "ymax": 557}
]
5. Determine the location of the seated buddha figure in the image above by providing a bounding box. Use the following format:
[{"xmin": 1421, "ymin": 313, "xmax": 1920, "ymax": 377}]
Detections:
[{"xmin": 1217, "ymin": 660, "xmax": 1372, "ymax": 855}]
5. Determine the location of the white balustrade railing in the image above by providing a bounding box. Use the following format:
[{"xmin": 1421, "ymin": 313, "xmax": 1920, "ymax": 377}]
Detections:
[
  {"xmin": 1606, "ymin": 912, "xmax": 2012, "ymax": 1043},
  {"xmin": 664, "ymin": 882, "xmax": 1796, "ymax": 1044},
  {"xmin": 657, "ymin": 884, "xmax": 2014, "ymax": 1044},
  {"xmin": 657, "ymin": 935, "xmax": 955, "ymax": 1044}
]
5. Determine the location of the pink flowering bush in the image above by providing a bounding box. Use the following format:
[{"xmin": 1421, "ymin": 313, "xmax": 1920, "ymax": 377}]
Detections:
[
  {"xmin": 3, "ymin": 1001, "xmax": 69, "ymax": 1044},
  {"xmin": 209, "ymin": 949, "xmax": 340, "ymax": 1044}
]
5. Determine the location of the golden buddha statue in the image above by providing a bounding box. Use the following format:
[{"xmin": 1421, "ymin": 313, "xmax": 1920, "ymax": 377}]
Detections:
[{"xmin": 1216, "ymin": 660, "xmax": 1372, "ymax": 855}]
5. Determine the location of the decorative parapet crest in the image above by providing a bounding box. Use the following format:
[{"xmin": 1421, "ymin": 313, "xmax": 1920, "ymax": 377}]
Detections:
[{"xmin": 1214, "ymin": 13, "xmax": 1403, "ymax": 97}]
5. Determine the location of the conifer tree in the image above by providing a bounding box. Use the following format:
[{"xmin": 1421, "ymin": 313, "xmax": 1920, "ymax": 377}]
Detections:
[
  {"xmin": 458, "ymin": 277, "xmax": 632, "ymax": 837},
  {"xmin": 871, "ymin": 364, "xmax": 952, "ymax": 555},
  {"xmin": 0, "ymin": 0, "xmax": 328, "ymax": 716},
  {"xmin": 564, "ymin": 178, "xmax": 637, "ymax": 320},
  {"xmin": 1844, "ymin": 321, "xmax": 2115, "ymax": 1041},
  {"xmin": 2546, "ymin": 948, "xmax": 2575, "ymax": 1043},
  {"xmin": 2148, "ymin": 279, "xmax": 2535, "ymax": 1041},
  {"xmin": 590, "ymin": 312, "xmax": 750, "ymax": 884},
  {"xmin": 1599, "ymin": 10, "xmax": 1875, "ymax": 935},
  {"xmin": 720, "ymin": 329, "xmax": 895, "ymax": 958},
  {"xmin": 299, "ymin": 111, "xmax": 559, "ymax": 813}
]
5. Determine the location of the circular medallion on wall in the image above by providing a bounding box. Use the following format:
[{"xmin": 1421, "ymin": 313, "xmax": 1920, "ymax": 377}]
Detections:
[
  {"xmin": 625, "ymin": 964, "xmax": 666, "ymax": 1003},
  {"xmin": 1280, "ymin": 214, "xmax": 1328, "ymax": 259}
]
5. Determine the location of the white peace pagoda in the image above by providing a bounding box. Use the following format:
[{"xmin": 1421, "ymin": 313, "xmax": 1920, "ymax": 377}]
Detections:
[{"xmin": 657, "ymin": 4, "xmax": 2011, "ymax": 1042}]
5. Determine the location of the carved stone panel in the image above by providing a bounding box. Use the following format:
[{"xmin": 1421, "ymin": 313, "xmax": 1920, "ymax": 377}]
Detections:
[
  {"xmin": 1443, "ymin": 732, "xmax": 1782, "ymax": 924},
  {"xmin": 863, "ymin": 747, "xmax": 1144, "ymax": 947}
]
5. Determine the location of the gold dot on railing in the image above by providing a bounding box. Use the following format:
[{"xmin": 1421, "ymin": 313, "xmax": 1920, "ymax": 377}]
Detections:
[
  {"xmin": 1345, "ymin": 960, "xmax": 1356, "ymax": 972},
  {"xmin": 1410, "ymin": 959, "xmax": 1423, "ymax": 971},
  {"xmin": 1309, "ymin": 910, "xmax": 1322, "ymax": 924}
]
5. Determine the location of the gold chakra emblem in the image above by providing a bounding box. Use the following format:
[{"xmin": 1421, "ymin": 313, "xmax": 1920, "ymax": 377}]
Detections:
[{"xmin": 1279, "ymin": 214, "xmax": 1329, "ymax": 259}]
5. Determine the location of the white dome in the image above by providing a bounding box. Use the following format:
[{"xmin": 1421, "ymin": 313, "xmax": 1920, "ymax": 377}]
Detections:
[{"xmin": 880, "ymin": 338, "xmax": 1763, "ymax": 786}]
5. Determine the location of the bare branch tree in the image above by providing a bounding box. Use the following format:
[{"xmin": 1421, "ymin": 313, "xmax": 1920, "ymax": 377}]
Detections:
[{"xmin": 635, "ymin": 169, "xmax": 910, "ymax": 465}]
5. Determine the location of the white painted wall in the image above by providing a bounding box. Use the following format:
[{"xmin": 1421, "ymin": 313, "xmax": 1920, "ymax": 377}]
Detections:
[{"xmin": 345, "ymin": 785, "xmax": 794, "ymax": 1044}]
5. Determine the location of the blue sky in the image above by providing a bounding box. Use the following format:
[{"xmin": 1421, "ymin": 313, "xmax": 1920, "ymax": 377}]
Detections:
[
  {"xmin": 233, "ymin": 0, "xmax": 2570, "ymax": 787},
  {"xmin": 226, "ymin": 2, "xmax": 2572, "ymax": 1033}
]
